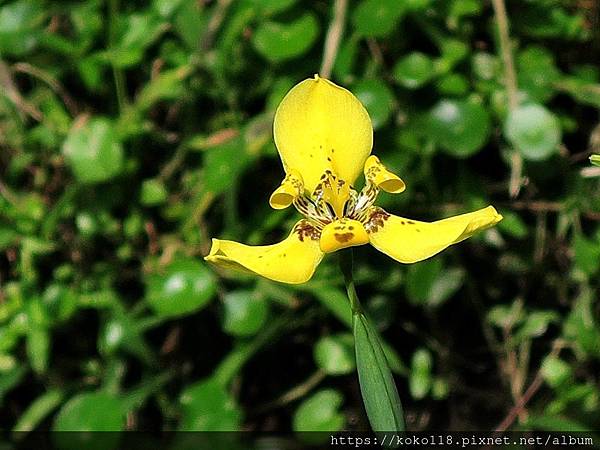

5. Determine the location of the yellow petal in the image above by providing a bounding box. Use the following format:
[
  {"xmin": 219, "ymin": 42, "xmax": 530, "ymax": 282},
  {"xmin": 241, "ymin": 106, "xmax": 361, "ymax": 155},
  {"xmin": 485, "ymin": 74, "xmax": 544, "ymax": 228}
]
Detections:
[
  {"xmin": 366, "ymin": 206, "xmax": 502, "ymax": 263},
  {"xmin": 273, "ymin": 75, "xmax": 373, "ymax": 193},
  {"xmin": 204, "ymin": 220, "xmax": 324, "ymax": 284},
  {"xmin": 269, "ymin": 169, "xmax": 304, "ymax": 209},
  {"xmin": 364, "ymin": 155, "xmax": 405, "ymax": 193},
  {"xmin": 319, "ymin": 218, "xmax": 369, "ymax": 253}
]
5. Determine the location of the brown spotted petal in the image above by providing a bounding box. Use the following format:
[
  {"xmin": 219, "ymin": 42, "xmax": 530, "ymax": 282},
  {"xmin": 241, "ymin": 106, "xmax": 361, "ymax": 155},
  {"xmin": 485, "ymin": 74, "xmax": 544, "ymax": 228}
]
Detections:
[
  {"xmin": 204, "ymin": 220, "xmax": 324, "ymax": 284},
  {"xmin": 366, "ymin": 206, "xmax": 503, "ymax": 263}
]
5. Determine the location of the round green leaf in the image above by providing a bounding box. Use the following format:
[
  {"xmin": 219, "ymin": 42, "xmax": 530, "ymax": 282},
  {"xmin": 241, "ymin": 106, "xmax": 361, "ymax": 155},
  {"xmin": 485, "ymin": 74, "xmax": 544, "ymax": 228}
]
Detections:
[
  {"xmin": 146, "ymin": 258, "xmax": 216, "ymax": 318},
  {"xmin": 504, "ymin": 104, "xmax": 561, "ymax": 161},
  {"xmin": 53, "ymin": 393, "xmax": 123, "ymax": 450},
  {"xmin": 292, "ymin": 389, "xmax": 344, "ymax": 432},
  {"xmin": 353, "ymin": 79, "xmax": 395, "ymax": 129},
  {"xmin": 252, "ymin": 13, "xmax": 319, "ymax": 63},
  {"xmin": 352, "ymin": 0, "xmax": 405, "ymax": 37},
  {"xmin": 140, "ymin": 178, "xmax": 168, "ymax": 206},
  {"xmin": 409, "ymin": 348, "xmax": 432, "ymax": 400},
  {"xmin": 179, "ymin": 378, "xmax": 242, "ymax": 431},
  {"xmin": 427, "ymin": 99, "xmax": 491, "ymax": 157},
  {"xmin": 541, "ymin": 356, "xmax": 572, "ymax": 388},
  {"xmin": 436, "ymin": 73, "xmax": 469, "ymax": 96},
  {"xmin": 314, "ymin": 334, "xmax": 355, "ymax": 375},
  {"xmin": 0, "ymin": 0, "xmax": 44, "ymax": 56},
  {"xmin": 222, "ymin": 290, "xmax": 268, "ymax": 337},
  {"xmin": 62, "ymin": 117, "xmax": 124, "ymax": 184},
  {"xmin": 42, "ymin": 284, "xmax": 77, "ymax": 322},
  {"xmin": 393, "ymin": 52, "xmax": 435, "ymax": 89},
  {"xmin": 54, "ymin": 393, "xmax": 124, "ymax": 432}
]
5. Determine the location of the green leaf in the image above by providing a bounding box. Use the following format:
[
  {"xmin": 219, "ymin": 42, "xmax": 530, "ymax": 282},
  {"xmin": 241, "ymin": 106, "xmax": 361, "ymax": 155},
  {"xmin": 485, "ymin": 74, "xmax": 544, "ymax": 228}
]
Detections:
[
  {"xmin": 436, "ymin": 73, "xmax": 469, "ymax": 96},
  {"xmin": 564, "ymin": 288, "xmax": 600, "ymax": 359},
  {"xmin": 62, "ymin": 117, "xmax": 124, "ymax": 184},
  {"xmin": 591, "ymin": 154, "xmax": 600, "ymax": 166},
  {"xmin": 428, "ymin": 267, "xmax": 465, "ymax": 307},
  {"xmin": 427, "ymin": 99, "xmax": 491, "ymax": 157},
  {"xmin": 504, "ymin": 104, "xmax": 561, "ymax": 161},
  {"xmin": 292, "ymin": 389, "xmax": 345, "ymax": 432},
  {"xmin": 314, "ymin": 333, "xmax": 356, "ymax": 375},
  {"xmin": 12, "ymin": 389, "xmax": 64, "ymax": 433},
  {"xmin": 573, "ymin": 234, "xmax": 600, "ymax": 275},
  {"xmin": 252, "ymin": 13, "xmax": 319, "ymax": 62},
  {"xmin": 0, "ymin": 365, "xmax": 26, "ymax": 404},
  {"xmin": 514, "ymin": 311, "xmax": 559, "ymax": 341},
  {"xmin": 405, "ymin": 258, "xmax": 442, "ymax": 305},
  {"xmin": 140, "ymin": 178, "xmax": 169, "ymax": 206},
  {"xmin": 203, "ymin": 135, "xmax": 252, "ymax": 196},
  {"xmin": 353, "ymin": 312, "xmax": 404, "ymax": 432},
  {"xmin": 409, "ymin": 348, "xmax": 432, "ymax": 399},
  {"xmin": 517, "ymin": 46, "xmax": 561, "ymax": 103},
  {"xmin": 497, "ymin": 211, "xmax": 529, "ymax": 239},
  {"xmin": 53, "ymin": 392, "xmax": 124, "ymax": 431},
  {"xmin": 0, "ymin": 0, "xmax": 45, "ymax": 56},
  {"xmin": 179, "ymin": 378, "xmax": 242, "ymax": 430},
  {"xmin": 222, "ymin": 290, "xmax": 269, "ymax": 337},
  {"xmin": 249, "ymin": 0, "xmax": 297, "ymax": 17},
  {"xmin": 135, "ymin": 66, "xmax": 190, "ymax": 112},
  {"xmin": 41, "ymin": 284, "xmax": 77, "ymax": 323},
  {"xmin": 541, "ymin": 356, "xmax": 572, "ymax": 388},
  {"xmin": 146, "ymin": 258, "xmax": 216, "ymax": 318},
  {"xmin": 393, "ymin": 52, "xmax": 435, "ymax": 89},
  {"xmin": 26, "ymin": 327, "xmax": 49, "ymax": 375},
  {"xmin": 308, "ymin": 287, "xmax": 352, "ymax": 328},
  {"xmin": 352, "ymin": 0, "xmax": 405, "ymax": 37},
  {"xmin": 53, "ymin": 392, "xmax": 124, "ymax": 450},
  {"xmin": 110, "ymin": 13, "xmax": 167, "ymax": 68},
  {"xmin": 353, "ymin": 79, "xmax": 395, "ymax": 129}
]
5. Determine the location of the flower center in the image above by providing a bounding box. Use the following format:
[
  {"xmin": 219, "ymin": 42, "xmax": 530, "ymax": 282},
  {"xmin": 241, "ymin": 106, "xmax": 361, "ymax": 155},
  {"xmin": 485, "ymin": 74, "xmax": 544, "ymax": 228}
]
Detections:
[{"xmin": 292, "ymin": 170, "xmax": 381, "ymax": 231}]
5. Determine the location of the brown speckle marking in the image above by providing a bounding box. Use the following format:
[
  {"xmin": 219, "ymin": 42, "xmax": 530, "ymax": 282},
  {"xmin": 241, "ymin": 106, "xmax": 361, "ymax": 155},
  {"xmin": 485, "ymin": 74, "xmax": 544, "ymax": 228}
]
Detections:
[
  {"xmin": 294, "ymin": 220, "xmax": 320, "ymax": 241},
  {"xmin": 364, "ymin": 207, "xmax": 391, "ymax": 233},
  {"xmin": 334, "ymin": 232, "xmax": 354, "ymax": 243}
]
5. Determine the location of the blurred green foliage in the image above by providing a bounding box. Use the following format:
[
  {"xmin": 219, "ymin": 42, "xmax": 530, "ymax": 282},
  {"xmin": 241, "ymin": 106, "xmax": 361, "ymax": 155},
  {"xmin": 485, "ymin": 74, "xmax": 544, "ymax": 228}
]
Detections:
[{"xmin": 0, "ymin": 0, "xmax": 599, "ymax": 443}]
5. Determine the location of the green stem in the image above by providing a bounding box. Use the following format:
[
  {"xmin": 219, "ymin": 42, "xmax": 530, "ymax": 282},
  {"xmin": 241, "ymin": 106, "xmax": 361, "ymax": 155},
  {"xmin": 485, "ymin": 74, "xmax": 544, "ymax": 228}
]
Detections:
[
  {"xmin": 340, "ymin": 249, "xmax": 405, "ymax": 432},
  {"xmin": 339, "ymin": 249, "xmax": 362, "ymax": 314},
  {"xmin": 108, "ymin": 0, "xmax": 127, "ymax": 112}
]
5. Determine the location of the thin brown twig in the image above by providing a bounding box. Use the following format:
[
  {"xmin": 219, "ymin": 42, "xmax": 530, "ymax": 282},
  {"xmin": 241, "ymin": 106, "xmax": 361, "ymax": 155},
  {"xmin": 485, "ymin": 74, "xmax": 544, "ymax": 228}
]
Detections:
[
  {"xmin": 12, "ymin": 62, "xmax": 78, "ymax": 116},
  {"xmin": 0, "ymin": 60, "xmax": 43, "ymax": 121},
  {"xmin": 320, "ymin": 0, "xmax": 349, "ymax": 79},
  {"xmin": 495, "ymin": 340, "xmax": 565, "ymax": 432},
  {"xmin": 491, "ymin": 0, "xmax": 523, "ymax": 198},
  {"xmin": 200, "ymin": 0, "xmax": 233, "ymax": 51},
  {"xmin": 251, "ymin": 369, "xmax": 326, "ymax": 415}
]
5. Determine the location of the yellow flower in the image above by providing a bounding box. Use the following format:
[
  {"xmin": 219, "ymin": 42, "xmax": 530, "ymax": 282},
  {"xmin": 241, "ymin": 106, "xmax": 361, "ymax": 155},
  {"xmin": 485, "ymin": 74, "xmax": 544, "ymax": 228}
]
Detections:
[{"xmin": 205, "ymin": 75, "xmax": 502, "ymax": 284}]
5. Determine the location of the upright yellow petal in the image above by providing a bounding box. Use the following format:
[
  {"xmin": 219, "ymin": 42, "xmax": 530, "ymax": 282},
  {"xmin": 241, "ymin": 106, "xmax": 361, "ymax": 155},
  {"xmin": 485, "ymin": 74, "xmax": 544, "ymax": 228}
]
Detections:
[
  {"xmin": 273, "ymin": 75, "xmax": 373, "ymax": 193},
  {"xmin": 204, "ymin": 220, "xmax": 324, "ymax": 284},
  {"xmin": 366, "ymin": 206, "xmax": 502, "ymax": 263}
]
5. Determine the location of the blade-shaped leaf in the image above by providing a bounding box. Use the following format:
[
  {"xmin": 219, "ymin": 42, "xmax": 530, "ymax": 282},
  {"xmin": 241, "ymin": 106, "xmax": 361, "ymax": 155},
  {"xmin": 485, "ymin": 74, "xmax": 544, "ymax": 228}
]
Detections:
[{"xmin": 353, "ymin": 311, "xmax": 404, "ymax": 432}]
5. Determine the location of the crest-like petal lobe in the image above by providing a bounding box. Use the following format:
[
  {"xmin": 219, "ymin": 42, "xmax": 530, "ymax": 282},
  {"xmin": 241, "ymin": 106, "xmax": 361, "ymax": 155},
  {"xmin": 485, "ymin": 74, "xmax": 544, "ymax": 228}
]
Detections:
[
  {"xmin": 367, "ymin": 206, "xmax": 502, "ymax": 263},
  {"xmin": 204, "ymin": 221, "xmax": 324, "ymax": 284},
  {"xmin": 269, "ymin": 169, "xmax": 304, "ymax": 209},
  {"xmin": 273, "ymin": 75, "xmax": 373, "ymax": 193},
  {"xmin": 364, "ymin": 155, "xmax": 405, "ymax": 193}
]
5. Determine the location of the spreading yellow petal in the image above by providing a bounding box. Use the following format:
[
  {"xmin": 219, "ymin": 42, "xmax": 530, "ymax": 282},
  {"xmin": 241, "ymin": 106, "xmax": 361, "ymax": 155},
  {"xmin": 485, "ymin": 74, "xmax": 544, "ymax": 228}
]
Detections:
[
  {"xmin": 364, "ymin": 155, "xmax": 405, "ymax": 193},
  {"xmin": 273, "ymin": 75, "xmax": 373, "ymax": 193},
  {"xmin": 366, "ymin": 206, "xmax": 502, "ymax": 263},
  {"xmin": 204, "ymin": 220, "xmax": 324, "ymax": 284}
]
